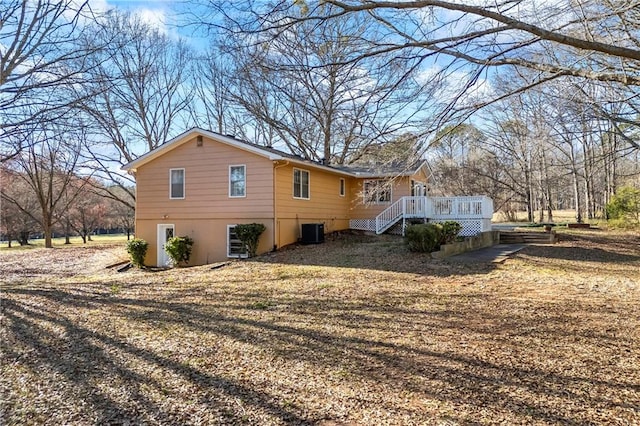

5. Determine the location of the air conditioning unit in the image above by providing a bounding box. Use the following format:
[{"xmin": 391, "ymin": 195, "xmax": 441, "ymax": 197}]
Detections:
[{"xmin": 301, "ymin": 223, "xmax": 324, "ymax": 244}]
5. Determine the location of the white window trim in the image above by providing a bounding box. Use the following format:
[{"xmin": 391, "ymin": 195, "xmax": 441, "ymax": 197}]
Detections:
[
  {"xmin": 412, "ymin": 179, "xmax": 427, "ymax": 196},
  {"xmin": 363, "ymin": 179, "xmax": 392, "ymax": 204},
  {"xmin": 227, "ymin": 224, "xmax": 248, "ymax": 258},
  {"xmin": 292, "ymin": 168, "xmax": 310, "ymax": 200},
  {"xmin": 228, "ymin": 164, "xmax": 247, "ymax": 198},
  {"xmin": 339, "ymin": 178, "xmax": 345, "ymax": 197},
  {"xmin": 169, "ymin": 168, "xmax": 185, "ymax": 200}
]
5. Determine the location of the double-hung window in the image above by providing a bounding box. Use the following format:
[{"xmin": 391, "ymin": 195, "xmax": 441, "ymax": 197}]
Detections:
[
  {"xmin": 293, "ymin": 168, "xmax": 310, "ymax": 199},
  {"xmin": 169, "ymin": 168, "xmax": 185, "ymax": 199},
  {"xmin": 229, "ymin": 165, "xmax": 246, "ymax": 197},
  {"xmin": 363, "ymin": 179, "xmax": 391, "ymax": 204}
]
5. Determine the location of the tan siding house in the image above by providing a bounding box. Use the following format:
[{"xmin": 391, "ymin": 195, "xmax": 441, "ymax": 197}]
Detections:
[{"xmin": 123, "ymin": 128, "xmax": 432, "ymax": 266}]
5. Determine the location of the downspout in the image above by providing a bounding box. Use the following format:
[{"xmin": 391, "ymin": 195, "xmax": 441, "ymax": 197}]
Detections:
[{"xmin": 273, "ymin": 160, "xmax": 290, "ymax": 251}]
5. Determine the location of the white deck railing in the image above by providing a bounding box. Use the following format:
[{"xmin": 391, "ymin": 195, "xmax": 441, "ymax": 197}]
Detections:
[
  {"xmin": 430, "ymin": 196, "xmax": 493, "ymax": 220},
  {"xmin": 350, "ymin": 195, "xmax": 494, "ymax": 236}
]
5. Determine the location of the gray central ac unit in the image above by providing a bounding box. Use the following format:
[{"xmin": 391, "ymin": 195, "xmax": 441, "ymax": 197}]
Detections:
[{"xmin": 301, "ymin": 223, "xmax": 324, "ymax": 244}]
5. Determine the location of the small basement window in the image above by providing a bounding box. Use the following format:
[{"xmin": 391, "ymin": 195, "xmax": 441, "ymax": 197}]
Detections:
[{"xmin": 227, "ymin": 225, "xmax": 248, "ymax": 258}]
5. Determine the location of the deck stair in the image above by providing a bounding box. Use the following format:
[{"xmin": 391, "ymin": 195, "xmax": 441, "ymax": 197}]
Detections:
[{"xmin": 499, "ymin": 231, "xmax": 557, "ymax": 244}]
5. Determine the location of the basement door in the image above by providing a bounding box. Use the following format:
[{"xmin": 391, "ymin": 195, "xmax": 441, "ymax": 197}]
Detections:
[{"xmin": 157, "ymin": 224, "xmax": 175, "ymax": 267}]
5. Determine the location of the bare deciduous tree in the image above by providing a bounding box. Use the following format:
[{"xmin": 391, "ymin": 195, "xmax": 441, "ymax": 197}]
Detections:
[
  {"xmin": 77, "ymin": 11, "xmax": 193, "ymax": 208},
  {"xmin": 0, "ymin": 0, "xmax": 108, "ymax": 161},
  {"xmin": 0, "ymin": 123, "xmax": 88, "ymax": 247},
  {"xmin": 206, "ymin": 4, "xmax": 434, "ymax": 164}
]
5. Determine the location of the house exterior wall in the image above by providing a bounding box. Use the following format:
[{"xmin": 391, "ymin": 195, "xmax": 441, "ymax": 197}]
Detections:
[
  {"xmin": 273, "ymin": 161, "xmax": 351, "ymax": 248},
  {"xmin": 348, "ymin": 167, "xmax": 430, "ymax": 219},
  {"xmin": 130, "ymin": 129, "xmax": 431, "ymax": 266},
  {"xmin": 134, "ymin": 135, "xmax": 275, "ymax": 266},
  {"xmin": 136, "ymin": 218, "xmax": 274, "ymax": 266}
]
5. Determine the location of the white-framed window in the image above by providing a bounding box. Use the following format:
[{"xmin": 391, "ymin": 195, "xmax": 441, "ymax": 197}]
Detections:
[
  {"xmin": 339, "ymin": 178, "xmax": 345, "ymax": 197},
  {"xmin": 229, "ymin": 165, "xmax": 246, "ymax": 197},
  {"xmin": 227, "ymin": 225, "xmax": 248, "ymax": 258},
  {"xmin": 363, "ymin": 179, "xmax": 391, "ymax": 204},
  {"xmin": 169, "ymin": 168, "xmax": 185, "ymax": 199},
  {"xmin": 293, "ymin": 168, "xmax": 310, "ymax": 199}
]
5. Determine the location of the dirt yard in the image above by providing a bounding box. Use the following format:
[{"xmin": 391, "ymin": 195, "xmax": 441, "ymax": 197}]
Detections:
[{"xmin": 1, "ymin": 230, "xmax": 639, "ymax": 425}]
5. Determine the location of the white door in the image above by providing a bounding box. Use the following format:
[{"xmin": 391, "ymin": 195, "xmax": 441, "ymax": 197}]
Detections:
[
  {"xmin": 411, "ymin": 182, "xmax": 427, "ymax": 216},
  {"xmin": 157, "ymin": 224, "xmax": 174, "ymax": 267}
]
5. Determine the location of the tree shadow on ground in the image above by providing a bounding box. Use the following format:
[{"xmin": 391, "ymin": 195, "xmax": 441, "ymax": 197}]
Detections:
[
  {"xmin": 3, "ymin": 284, "xmax": 639, "ymax": 424},
  {"xmin": 1, "ymin": 294, "xmax": 309, "ymax": 425},
  {"xmin": 256, "ymin": 232, "xmax": 497, "ymax": 276},
  {"xmin": 513, "ymin": 233, "xmax": 640, "ymax": 278},
  {"xmin": 522, "ymin": 245, "xmax": 640, "ymax": 264}
]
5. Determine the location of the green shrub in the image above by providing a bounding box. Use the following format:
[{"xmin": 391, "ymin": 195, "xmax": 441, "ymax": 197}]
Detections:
[
  {"xmin": 440, "ymin": 221, "xmax": 462, "ymax": 245},
  {"xmin": 606, "ymin": 186, "xmax": 640, "ymax": 225},
  {"xmin": 607, "ymin": 218, "xmax": 639, "ymax": 230},
  {"xmin": 126, "ymin": 238, "xmax": 148, "ymax": 268},
  {"xmin": 405, "ymin": 223, "xmax": 442, "ymax": 253},
  {"xmin": 235, "ymin": 223, "xmax": 266, "ymax": 257},
  {"xmin": 165, "ymin": 236, "xmax": 194, "ymax": 266}
]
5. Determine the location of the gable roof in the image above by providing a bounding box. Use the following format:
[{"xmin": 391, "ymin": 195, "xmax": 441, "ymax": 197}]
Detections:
[{"xmin": 121, "ymin": 127, "xmax": 429, "ymax": 179}]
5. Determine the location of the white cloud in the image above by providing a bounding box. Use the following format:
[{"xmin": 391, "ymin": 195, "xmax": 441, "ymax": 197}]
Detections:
[{"xmin": 133, "ymin": 8, "xmax": 168, "ymax": 34}]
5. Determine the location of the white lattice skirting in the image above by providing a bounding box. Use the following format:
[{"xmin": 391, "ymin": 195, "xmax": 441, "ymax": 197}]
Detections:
[
  {"xmin": 350, "ymin": 218, "xmax": 491, "ymax": 236},
  {"xmin": 349, "ymin": 219, "xmax": 376, "ymax": 232},
  {"xmin": 430, "ymin": 218, "xmax": 491, "ymax": 236}
]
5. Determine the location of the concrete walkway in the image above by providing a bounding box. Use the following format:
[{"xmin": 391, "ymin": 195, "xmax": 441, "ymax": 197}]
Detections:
[{"xmin": 448, "ymin": 244, "xmax": 526, "ymax": 263}]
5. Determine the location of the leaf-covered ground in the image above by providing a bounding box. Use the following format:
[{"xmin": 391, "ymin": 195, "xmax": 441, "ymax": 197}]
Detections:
[{"xmin": 1, "ymin": 230, "xmax": 639, "ymax": 425}]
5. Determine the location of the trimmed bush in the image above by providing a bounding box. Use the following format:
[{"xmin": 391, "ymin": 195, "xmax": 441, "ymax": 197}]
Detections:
[
  {"xmin": 126, "ymin": 238, "xmax": 148, "ymax": 268},
  {"xmin": 235, "ymin": 223, "xmax": 266, "ymax": 257},
  {"xmin": 405, "ymin": 223, "xmax": 442, "ymax": 253},
  {"xmin": 165, "ymin": 236, "xmax": 194, "ymax": 266},
  {"xmin": 440, "ymin": 221, "xmax": 462, "ymax": 245},
  {"xmin": 405, "ymin": 221, "xmax": 462, "ymax": 253}
]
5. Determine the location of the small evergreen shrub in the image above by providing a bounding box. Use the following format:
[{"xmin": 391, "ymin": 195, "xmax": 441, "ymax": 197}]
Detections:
[
  {"xmin": 405, "ymin": 221, "xmax": 462, "ymax": 253},
  {"xmin": 606, "ymin": 186, "xmax": 640, "ymax": 225},
  {"xmin": 165, "ymin": 236, "xmax": 194, "ymax": 266},
  {"xmin": 440, "ymin": 221, "xmax": 462, "ymax": 245},
  {"xmin": 405, "ymin": 223, "xmax": 442, "ymax": 253},
  {"xmin": 235, "ymin": 223, "xmax": 266, "ymax": 257},
  {"xmin": 126, "ymin": 238, "xmax": 148, "ymax": 268}
]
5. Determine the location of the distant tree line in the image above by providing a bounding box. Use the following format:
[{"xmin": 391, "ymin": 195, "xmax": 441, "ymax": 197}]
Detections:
[
  {"xmin": 1, "ymin": 163, "xmax": 134, "ymax": 247},
  {"xmin": 429, "ymin": 75, "xmax": 640, "ymax": 223}
]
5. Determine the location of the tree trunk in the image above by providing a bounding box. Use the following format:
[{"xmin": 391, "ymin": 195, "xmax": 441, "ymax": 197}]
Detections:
[
  {"xmin": 18, "ymin": 232, "xmax": 29, "ymax": 245},
  {"xmin": 525, "ymin": 170, "xmax": 534, "ymax": 222},
  {"xmin": 546, "ymin": 186, "xmax": 554, "ymax": 222},
  {"xmin": 65, "ymin": 218, "xmax": 71, "ymax": 244},
  {"xmin": 572, "ymin": 167, "xmax": 583, "ymax": 223},
  {"xmin": 44, "ymin": 220, "xmax": 53, "ymax": 248}
]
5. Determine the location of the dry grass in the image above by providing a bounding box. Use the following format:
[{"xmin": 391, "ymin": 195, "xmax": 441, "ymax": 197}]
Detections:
[
  {"xmin": 1, "ymin": 231, "xmax": 639, "ymax": 425},
  {"xmin": 492, "ymin": 209, "xmax": 592, "ymax": 223}
]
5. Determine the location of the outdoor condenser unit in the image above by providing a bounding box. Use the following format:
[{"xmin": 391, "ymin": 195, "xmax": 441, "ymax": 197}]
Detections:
[{"xmin": 301, "ymin": 223, "xmax": 324, "ymax": 244}]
